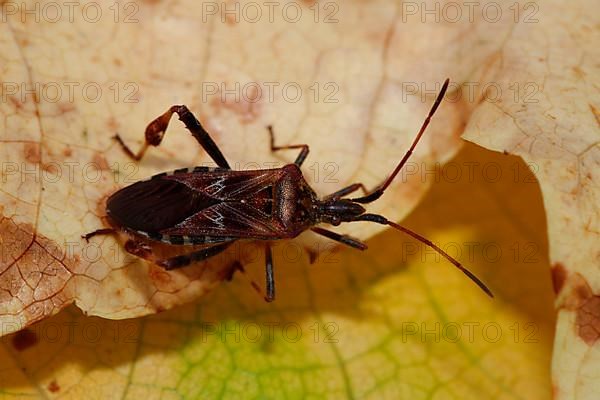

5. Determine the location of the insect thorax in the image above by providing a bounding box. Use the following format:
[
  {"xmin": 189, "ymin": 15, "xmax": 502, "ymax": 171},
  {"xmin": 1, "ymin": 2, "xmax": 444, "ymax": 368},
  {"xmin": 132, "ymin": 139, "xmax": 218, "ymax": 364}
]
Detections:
[{"xmin": 274, "ymin": 164, "xmax": 319, "ymax": 236}]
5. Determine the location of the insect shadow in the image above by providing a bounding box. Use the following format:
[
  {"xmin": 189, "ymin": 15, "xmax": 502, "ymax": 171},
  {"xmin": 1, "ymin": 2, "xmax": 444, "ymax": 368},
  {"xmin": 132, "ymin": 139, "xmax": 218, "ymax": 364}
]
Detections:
[{"xmin": 84, "ymin": 78, "xmax": 493, "ymax": 302}]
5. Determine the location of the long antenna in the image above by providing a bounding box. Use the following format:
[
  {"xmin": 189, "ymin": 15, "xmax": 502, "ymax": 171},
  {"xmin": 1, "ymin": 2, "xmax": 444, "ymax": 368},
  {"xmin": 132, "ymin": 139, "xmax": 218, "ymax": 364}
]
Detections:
[
  {"xmin": 354, "ymin": 214, "xmax": 493, "ymax": 297},
  {"xmin": 352, "ymin": 78, "xmax": 450, "ymax": 204}
]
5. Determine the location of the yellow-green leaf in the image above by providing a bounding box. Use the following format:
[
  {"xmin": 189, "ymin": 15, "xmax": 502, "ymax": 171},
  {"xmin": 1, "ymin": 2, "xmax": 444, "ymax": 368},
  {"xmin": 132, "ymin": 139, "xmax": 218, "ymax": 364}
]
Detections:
[{"xmin": 1, "ymin": 144, "xmax": 555, "ymax": 398}]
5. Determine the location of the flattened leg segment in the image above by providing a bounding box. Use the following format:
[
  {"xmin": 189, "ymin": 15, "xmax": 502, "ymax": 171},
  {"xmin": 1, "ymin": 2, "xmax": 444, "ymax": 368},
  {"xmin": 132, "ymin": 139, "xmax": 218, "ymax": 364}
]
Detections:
[{"xmin": 115, "ymin": 105, "xmax": 231, "ymax": 169}]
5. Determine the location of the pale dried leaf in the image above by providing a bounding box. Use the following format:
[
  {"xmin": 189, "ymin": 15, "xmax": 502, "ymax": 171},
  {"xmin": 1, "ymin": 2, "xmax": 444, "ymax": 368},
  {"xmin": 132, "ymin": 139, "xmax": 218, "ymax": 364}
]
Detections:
[
  {"xmin": 0, "ymin": 1, "xmax": 471, "ymax": 330},
  {"xmin": 461, "ymin": 0, "xmax": 600, "ymax": 398}
]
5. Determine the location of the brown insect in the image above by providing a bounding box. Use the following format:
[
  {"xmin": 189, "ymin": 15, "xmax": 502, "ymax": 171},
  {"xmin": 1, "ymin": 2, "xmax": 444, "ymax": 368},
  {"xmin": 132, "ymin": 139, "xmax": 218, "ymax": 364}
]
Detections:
[{"xmin": 84, "ymin": 78, "xmax": 493, "ymax": 301}]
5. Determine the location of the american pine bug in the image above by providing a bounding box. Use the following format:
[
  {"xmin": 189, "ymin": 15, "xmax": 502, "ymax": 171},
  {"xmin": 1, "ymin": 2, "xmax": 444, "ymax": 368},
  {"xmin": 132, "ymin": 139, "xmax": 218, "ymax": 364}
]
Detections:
[{"xmin": 84, "ymin": 78, "xmax": 493, "ymax": 301}]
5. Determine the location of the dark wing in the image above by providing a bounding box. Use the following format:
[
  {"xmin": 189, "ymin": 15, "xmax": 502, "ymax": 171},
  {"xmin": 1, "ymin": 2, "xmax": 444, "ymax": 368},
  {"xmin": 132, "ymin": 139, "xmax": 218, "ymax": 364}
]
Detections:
[
  {"xmin": 106, "ymin": 177, "xmax": 219, "ymax": 233},
  {"xmin": 107, "ymin": 168, "xmax": 288, "ymax": 240}
]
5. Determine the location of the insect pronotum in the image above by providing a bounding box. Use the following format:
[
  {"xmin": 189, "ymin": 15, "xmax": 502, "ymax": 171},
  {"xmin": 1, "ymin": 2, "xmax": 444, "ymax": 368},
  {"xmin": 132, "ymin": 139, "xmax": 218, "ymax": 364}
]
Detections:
[{"xmin": 84, "ymin": 78, "xmax": 493, "ymax": 301}]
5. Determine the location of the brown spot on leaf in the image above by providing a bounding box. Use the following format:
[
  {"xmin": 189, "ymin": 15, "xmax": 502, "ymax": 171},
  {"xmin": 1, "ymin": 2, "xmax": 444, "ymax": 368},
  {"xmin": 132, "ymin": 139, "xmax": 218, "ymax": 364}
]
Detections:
[
  {"xmin": 52, "ymin": 102, "xmax": 76, "ymax": 116},
  {"xmin": 42, "ymin": 162, "xmax": 59, "ymax": 175},
  {"xmin": 24, "ymin": 143, "xmax": 41, "ymax": 164},
  {"xmin": 92, "ymin": 152, "xmax": 110, "ymax": 171},
  {"xmin": 577, "ymin": 296, "xmax": 600, "ymax": 346},
  {"xmin": 8, "ymin": 95, "xmax": 25, "ymax": 111},
  {"xmin": 11, "ymin": 328, "xmax": 38, "ymax": 351},
  {"xmin": 225, "ymin": 13, "xmax": 237, "ymax": 25},
  {"xmin": 590, "ymin": 104, "xmax": 600, "ymax": 128},
  {"xmin": 572, "ymin": 66, "xmax": 585, "ymax": 79},
  {"xmin": 107, "ymin": 116, "xmax": 119, "ymax": 132},
  {"xmin": 210, "ymin": 85, "xmax": 261, "ymax": 124},
  {"xmin": 551, "ymin": 263, "xmax": 567, "ymax": 294},
  {"xmin": 552, "ymin": 384, "xmax": 559, "ymax": 399},
  {"xmin": 47, "ymin": 380, "xmax": 60, "ymax": 393},
  {"xmin": 561, "ymin": 273, "xmax": 600, "ymax": 346},
  {"xmin": 148, "ymin": 266, "xmax": 173, "ymax": 290}
]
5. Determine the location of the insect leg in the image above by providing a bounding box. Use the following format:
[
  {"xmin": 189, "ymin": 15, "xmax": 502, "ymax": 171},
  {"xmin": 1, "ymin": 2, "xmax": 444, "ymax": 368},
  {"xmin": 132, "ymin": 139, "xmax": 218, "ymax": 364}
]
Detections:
[
  {"xmin": 351, "ymin": 79, "xmax": 450, "ymax": 204},
  {"xmin": 115, "ymin": 105, "xmax": 231, "ymax": 168},
  {"xmin": 155, "ymin": 242, "xmax": 234, "ymax": 270},
  {"xmin": 265, "ymin": 245, "xmax": 275, "ymax": 302},
  {"xmin": 84, "ymin": 231, "xmax": 154, "ymax": 260},
  {"xmin": 123, "ymin": 238, "xmax": 154, "ymax": 259},
  {"xmin": 267, "ymin": 125, "xmax": 310, "ymax": 167},
  {"xmin": 323, "ymin": 183, "xmax": 368, "ymax": 201},
  {"xmin": 81, "ymin": 228, "xmax": 118, "ymax": 242},
  {"xmin": 223, "ymin": 260, "xmax": 275, "ymax": 303},
  {"xmin": 311, "ymin": 227, "xmax": 367, "ymax": 250}
]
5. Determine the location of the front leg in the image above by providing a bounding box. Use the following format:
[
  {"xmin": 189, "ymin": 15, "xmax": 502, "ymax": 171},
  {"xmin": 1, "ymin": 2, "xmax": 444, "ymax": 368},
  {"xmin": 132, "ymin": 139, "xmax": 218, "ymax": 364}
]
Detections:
[
  {"xmin": 115, "ymin": 105, "xmax": 231, "ymax": 169},
  {"xmin": 311, "ymin": 227, "xmax": 367, "ymax": 250},
  {"xmin": 323, "ymin": 183, "xmax": 368, "ymax": 201}
]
